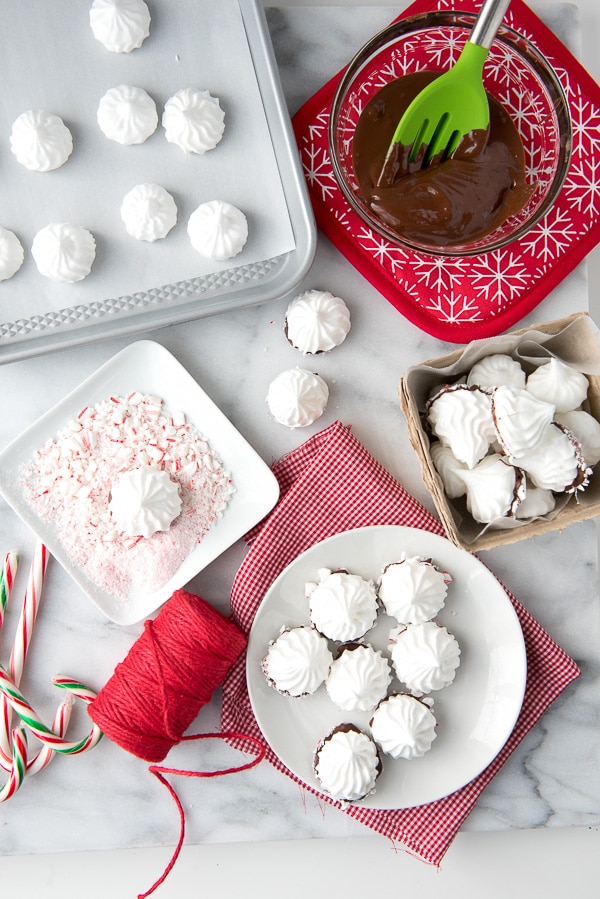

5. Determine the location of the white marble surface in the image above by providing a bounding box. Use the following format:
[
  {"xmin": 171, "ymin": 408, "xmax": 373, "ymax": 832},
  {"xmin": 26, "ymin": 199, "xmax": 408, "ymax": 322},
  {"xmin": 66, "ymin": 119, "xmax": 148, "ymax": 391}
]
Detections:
[{"xmin": 0, "ymin": 0, "xmax": 599, "ymax": 895}]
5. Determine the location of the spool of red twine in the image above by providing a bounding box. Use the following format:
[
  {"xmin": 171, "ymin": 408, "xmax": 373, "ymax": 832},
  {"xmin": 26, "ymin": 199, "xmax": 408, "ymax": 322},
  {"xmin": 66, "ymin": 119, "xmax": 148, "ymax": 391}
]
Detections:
[{"xmin": 87, "ymin": 588, "xmax": 265, "ymax": 898}]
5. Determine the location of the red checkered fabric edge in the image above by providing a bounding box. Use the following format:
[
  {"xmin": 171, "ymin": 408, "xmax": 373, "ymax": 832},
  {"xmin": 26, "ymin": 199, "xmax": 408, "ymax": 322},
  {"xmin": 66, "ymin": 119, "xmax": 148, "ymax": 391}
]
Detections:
[{"xmin": 221, "ymin": 421, "xmax": 580, "ymax": 865}]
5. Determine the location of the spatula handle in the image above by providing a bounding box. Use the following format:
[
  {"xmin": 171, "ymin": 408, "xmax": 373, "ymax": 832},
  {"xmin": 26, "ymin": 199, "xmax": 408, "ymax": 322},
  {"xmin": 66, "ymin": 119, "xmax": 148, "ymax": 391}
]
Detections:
[{"xmin": 469, "ymin": 0, "xmax": 512, "ymax": 50}]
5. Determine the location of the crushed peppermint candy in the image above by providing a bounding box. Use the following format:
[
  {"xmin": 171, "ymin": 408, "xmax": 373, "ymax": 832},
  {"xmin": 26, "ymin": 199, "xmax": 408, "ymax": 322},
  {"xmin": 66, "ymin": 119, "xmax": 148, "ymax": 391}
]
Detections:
[{"xmin": 22, "ymin": 392, "xmax": 235, "ymax": 600}]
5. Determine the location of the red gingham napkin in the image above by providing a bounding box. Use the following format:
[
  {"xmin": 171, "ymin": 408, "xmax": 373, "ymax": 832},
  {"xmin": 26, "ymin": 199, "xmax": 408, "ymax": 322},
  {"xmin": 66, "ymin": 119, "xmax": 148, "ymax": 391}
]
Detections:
[
  {"xmin": 291, "ymin": 0, "xmax": 600, "ymax": 343},
  {"xmin": 221, "ymin": 421, "xmax": 580, "ymax": 865}
]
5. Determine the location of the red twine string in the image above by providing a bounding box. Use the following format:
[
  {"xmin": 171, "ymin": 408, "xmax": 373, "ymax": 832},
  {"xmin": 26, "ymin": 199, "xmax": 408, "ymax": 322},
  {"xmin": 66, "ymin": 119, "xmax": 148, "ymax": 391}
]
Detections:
[{"xmin": 86, "ymin": 589, "xmax": 265, "ymax": 897}]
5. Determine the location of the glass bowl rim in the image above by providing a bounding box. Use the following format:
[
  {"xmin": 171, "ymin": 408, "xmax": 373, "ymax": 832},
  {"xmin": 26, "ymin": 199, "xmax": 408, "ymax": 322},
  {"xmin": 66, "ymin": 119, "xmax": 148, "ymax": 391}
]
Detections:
[{"xmin": 328, "ymin": 10, "xmax": 573, "ymax": 257}]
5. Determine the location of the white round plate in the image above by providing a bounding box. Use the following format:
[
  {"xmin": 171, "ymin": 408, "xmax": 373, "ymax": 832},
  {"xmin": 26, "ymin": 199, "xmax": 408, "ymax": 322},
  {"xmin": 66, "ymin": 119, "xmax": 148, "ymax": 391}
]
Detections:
[{"xmin": 246, "ymin": 525, "xmax": 527, "ymax": 809}]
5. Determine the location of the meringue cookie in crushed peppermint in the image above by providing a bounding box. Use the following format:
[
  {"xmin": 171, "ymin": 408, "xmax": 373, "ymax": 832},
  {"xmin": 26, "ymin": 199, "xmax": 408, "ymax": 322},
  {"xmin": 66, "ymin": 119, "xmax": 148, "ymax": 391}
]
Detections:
[
  {"xmin": 109, "ymin": 467, "xmax": 182, "ymax": 538},
  {"xmin": 162, "ymin": 88, "xmax": 225, "ymax": 155},
  {"xmin": 427, "ymin": 384, "xmax": 495, "ymax": 469},
  {"xmin": 285, "ymin": 290, "xmax": 351, "ymax": 354},
  {"xmin": 378, "ymin": 555, "xmax": 451, "ymax": 625},
  {"xmin": 121, "ymin": 183, "xmax": 177, "ymax": 242},
  {"xmin": 526, "ymin": 357, "xmax": 589, "ymax": 413},
  {"xmin": 10, "ymin": 110, "xmax": 73, "ymax": 172},
  {"xmin": 556, "ymin": 410, "xmax": 600, "ymax": 467},
  {"xmin": 307, "ymin": 568, "xmax": 378, "ymax": 642},
  {"xmin": 0, "ymin": 227, "xmax": 24, "ymax": 281},
  {"xmin": 187, "ymin": 201, "xmax": 248, "ymax": 260},
  {"xmin": 262, "ymin": 626, "xmax": 333, "ymax": 697},
  {"xmin": 467, "ymin": 354, "xmax": 526, "ymax": 390},
  {"xmin": 313, "ymin": 724, "xmax": 381, "ymax": 802},
  {"xmin": 89, "ymin": 0, "xmax": 150, "ymax": 53},
  {"xmin": 370, "ymin": 693, "xmax": 437, "ymax": 760},
  {"xmin": 429, "ymin": 441, "xmax": 468, "ymax": 498},
  {"xmin": 491, "ymin": 386, "xmax": 555, "ymax": 457},
  {"xmin": 325, "ymin": 643, "xmax": 391, "ymax": 712},
  {"xmin": 266, "ymin": 368, "xmax": 328, "ymax": 429},
  {"xmin": 390, "ymin": 621, "xmax": 460, "ymax": 695},
  {"xmin": 31, "ymin": 223, "xmax": 96, "ymax": 283},
  {"xmin": 456, "ymin": 453, "xmax": 525, "ymax": 524},
  {"xmin": 97, "ymin": 85, "xmax": 158, "ymax": 145}
]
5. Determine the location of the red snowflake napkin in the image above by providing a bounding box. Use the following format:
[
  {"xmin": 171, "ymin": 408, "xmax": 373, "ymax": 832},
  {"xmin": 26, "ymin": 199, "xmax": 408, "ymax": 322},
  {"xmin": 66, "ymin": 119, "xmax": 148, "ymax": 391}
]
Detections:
[
  {"xmin": 221, "ymin": 421, "xmax": 580, "ymax": 866},
  {"xmin": 291, "ymin": 0, "xmax": 600, "ymax": 343}
]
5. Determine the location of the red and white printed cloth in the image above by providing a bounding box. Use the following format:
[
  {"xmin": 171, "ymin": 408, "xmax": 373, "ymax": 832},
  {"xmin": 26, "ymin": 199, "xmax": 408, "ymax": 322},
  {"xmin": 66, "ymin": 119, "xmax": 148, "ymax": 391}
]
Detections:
[
  {"xmin": 291, "ymin": 0, "xmax": 600, "ymax": 343},
  {"xmin": 221, "ymin": 421, "xmax": 580, "ymax": 866}
]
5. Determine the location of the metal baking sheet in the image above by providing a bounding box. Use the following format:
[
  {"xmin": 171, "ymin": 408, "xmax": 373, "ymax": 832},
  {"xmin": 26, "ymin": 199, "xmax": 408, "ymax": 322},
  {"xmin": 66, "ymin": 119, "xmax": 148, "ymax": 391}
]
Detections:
[{"xmin": 0, "ymin": 0, "xmax": 316, "ymax": 364}]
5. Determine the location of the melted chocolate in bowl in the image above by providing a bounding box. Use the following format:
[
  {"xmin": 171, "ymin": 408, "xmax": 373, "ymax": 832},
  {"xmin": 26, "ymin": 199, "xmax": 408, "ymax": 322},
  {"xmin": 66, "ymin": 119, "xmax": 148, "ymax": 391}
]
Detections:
[{"xmin": 352, "ymin": 72, "xmax": 535, "ymax": 248}]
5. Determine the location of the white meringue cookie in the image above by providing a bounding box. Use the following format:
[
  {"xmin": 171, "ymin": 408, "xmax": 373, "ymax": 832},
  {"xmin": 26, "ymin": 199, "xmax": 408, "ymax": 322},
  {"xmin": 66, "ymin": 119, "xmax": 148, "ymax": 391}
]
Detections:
[
  {"xmin": 370, "ymin": 694, "xmax": 437, "ymax": 760},
  {"xmin": 510, "ymin": 422, "xmax": 591, "ymax": 493},
  {"xmin": 555, "ymin": 410, "xmax": 600, "ymax": 467},
  {"xmin": 456, "ymin": 453, "xmax": 524, "ymax": 524},
  {"xmin": 97, "ymin": 85, "xmax": 157, "ymax": 145},
  {"xmin": 162, "ymin": 88, "xmax": 225, "ymax": 154},
  {"xmin": 31, "ymin": 223, "xmax": 96, "ymax": 283},
  {"xmin": 467, "ymin": 354, "xmax": 526, "ymax": 390},
  {"xmin": 326, "ymin": 644, "xmax": 391, "ymax": 712},
  {"xmin": 526, "ymin": 357, "xmax": 589, "ymax": 413},
  {"xmin": 187, "ymin": 200, "xmax": 247, "ymax": 260},
  {"xmin": 266, "ymin": 368, "xmax": 328, "ymax": 429},
  {"xmin": 390, "ymin": 620, "xmax": 460, "ymax": 695},
  {"xmin": 492, "ymin": 386, "xmax": 555, "ymax": 457},
  {"xmin": 285, "ymin": 290, "xmax": 351, "ymax": 354},
  {"xmin": 378, "ymin": 555, "xmax": 450, "ymax": 625},
  {"xmin": 109, "ymin": 467, "xmax": 181, "ymax": 537},
  {"xmin": 120, "ymin": 183, "xmax": 177, "ymax": 241},
  {"xmin": 89, "ymin": 0, "xmax": 150, "ymax": 53},
  {"xmin": 262, "ymin": 626, "xmax": 332, "ymax": 697},
  {"xmin": 0, "ymin": 227, "xmax": 24, "ymax": 281},
  {"xmin": 10, "ymin": 110, "xmax": 73, "ymax": 172},
  {"xmin": 314, "ymin": 725, "xmax": 380, "ymax": 802},
  {"xmin": 307, "ymin": 568, "xmax": 377, "ymax": 642},
  {"xmin": 427, "ymin": 385, "xmax": 495, "ymax": 468},
  {"xmin": 430, "ymin": 441, "xmax": 468, "ymax": 498}
]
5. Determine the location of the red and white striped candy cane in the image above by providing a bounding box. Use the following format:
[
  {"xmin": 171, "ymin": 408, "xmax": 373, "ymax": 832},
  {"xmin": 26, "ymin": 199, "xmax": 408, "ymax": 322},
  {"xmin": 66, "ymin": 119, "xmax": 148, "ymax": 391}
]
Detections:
[
  {"xmin": 0, "ymin": 551, "xmax": 18, "ymax": 631},
  {"xmin": 0, "ymin": 726, "xmax": 27, "ymax": 803}
]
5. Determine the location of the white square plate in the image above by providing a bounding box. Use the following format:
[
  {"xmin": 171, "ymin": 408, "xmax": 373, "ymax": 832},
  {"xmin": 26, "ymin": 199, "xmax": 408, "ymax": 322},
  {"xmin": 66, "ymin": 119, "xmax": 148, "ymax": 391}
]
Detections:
[{"xmin": 0, "ymin": 340, "xmax": 279, "ymax": 625}]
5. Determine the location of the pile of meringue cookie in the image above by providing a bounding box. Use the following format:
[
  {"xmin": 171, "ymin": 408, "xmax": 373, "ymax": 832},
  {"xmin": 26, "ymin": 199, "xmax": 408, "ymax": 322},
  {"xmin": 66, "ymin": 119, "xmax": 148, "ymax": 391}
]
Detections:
[
  {"xmin": 0, "ymin": 0, "xmax": 247, "ymax": 286},
  {"xmin": 426, "ymin": 352, "xmax": 600, "ymax": 527},
  {"xmin": 266, "ymin": 288, "xmax": 351, "ymax": 428}
]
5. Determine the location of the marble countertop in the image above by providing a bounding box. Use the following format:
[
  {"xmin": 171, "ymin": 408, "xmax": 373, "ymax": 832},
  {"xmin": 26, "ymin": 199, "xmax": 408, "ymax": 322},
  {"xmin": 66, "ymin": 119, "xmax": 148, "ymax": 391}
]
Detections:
[{"xmin": 0, "ymin": 1, "xmax": 599, "ymax": 896}]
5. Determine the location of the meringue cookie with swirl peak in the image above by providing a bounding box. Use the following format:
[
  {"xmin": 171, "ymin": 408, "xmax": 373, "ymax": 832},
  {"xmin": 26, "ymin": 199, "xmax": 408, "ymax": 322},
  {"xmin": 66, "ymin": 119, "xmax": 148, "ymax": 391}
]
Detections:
[
  {"xmin": 262, "ymin": 626, "xmax": 332, "ymax": 697},
  {"xmin": 285, "ymin": 289, "xmax": 351, "ymax": 354},
  {"xmin": 526, "ymin": 356, "xmax": 589, "ymax": 413},
  {"xmin": 0, "ymin": 227, "xmax": 24, "ymax": 281},
  {"xmin": 467, "ymin": 353, "xmax": 526, "ymax": 390},
  {"xmin": 325, "ymin": 643, "xmax": 391, "ymax": 712},
  {"xmin": 314, "ymin": 723, "xmax": 381, "ymax": 802},
  {"xmin": 427, "ymin": 384, "xmax": 495, "ymax": 469},
  {"xmin": 10, "ymin": 110, "xmax": 73, "ymax": 172},
  {"xmin": 89, "ymin": 0, "xmax": 150, "ymax": 53},
  {"xmin": 31, "ymin": 223, "xmax": 96, "ymax": 283},
  {"xmin": 266, "ymin": 368, "xmax": 328, "ymax": 429},
  {"xmin": 429, "ymin": 441, "xmax": 468, "ymax": 498},
  {"xmin": 456, "ymin": 452, "xmax": 525, "ymax": 524},
  {"xmin": 390, "ymin": 620, "xmax": 460, "ymax": 695},
  {"xmin": 378, "ymin": 554, "xmax": 451, "ymax": 625},
  {"xmin": 120, "ymin": 183, "xmax": 177, "ymax": 242},
  {"xmin": 109, "ymin": 467, "xmax": 181, "ymax": 537},
  {"xmin": 307, "ymin": 568, "xmax": 377, "ymax": 642},
  {"xmin": 162, "ymin": 88, "xmax": 225, "ymax": 155},
  {"xmin": 510, "ymin": 422, "xmax": 591, "ymax": 494},
  {"xmin": 370, "ymin": 693, "xmax": 437, "ymax": 760},
  {"xmin": 515, "ymin": 483, "xmax": 556, "ymax": 519},
  {"xmin": 491, "ymin": 385, "xmax": 555, "ymax": 457},
  {"xmin": 97, "ymin": 85, "xmax": 158, "ymax": 145},
  {"xmin": 187, "ymin": 200, "xmax": 247, "ymax": 260}
]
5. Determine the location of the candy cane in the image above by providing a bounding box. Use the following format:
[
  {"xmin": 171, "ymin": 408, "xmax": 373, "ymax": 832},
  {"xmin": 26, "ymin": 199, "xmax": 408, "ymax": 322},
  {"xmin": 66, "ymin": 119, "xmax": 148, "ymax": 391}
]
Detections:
[
  {"xmin": 26, "ymin": 698, "xmax": 73, "ymax": 778},
  {"xmin": 0, "ymin": 551, "xmax": 18, "ymax": 631},
  {"xmin": 0, "ymin": 667, "xmax": 102, "ymax": 755},
  {"xmin": 0, "ymin": 542, "xmax": 48, "ymax": 770},
  {"xmin": 0, "ymin": 727, "xmax": 27, "ymax": 803}
]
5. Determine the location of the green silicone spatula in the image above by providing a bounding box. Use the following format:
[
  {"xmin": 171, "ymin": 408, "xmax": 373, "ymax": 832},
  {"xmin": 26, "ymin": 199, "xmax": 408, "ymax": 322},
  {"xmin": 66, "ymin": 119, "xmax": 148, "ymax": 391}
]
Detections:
[{"xmin": 379, "ymin": 0, "xmax": 512, "ymax": 182}]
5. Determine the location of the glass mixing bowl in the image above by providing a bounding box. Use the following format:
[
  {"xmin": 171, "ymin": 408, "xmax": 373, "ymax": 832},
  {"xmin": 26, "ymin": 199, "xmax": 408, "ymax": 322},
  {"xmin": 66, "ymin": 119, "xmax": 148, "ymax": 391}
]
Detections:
[{"xmin": 329, "ymin": 11, "xmax": 572, "ymax": 256}]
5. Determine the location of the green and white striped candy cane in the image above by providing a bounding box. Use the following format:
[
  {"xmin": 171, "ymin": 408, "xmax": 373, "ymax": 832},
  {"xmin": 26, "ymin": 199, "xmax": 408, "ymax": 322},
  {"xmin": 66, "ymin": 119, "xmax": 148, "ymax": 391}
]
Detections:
[{"xmin": 0, "ymin": 667, "xmax": 103, "ymax": 755}]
